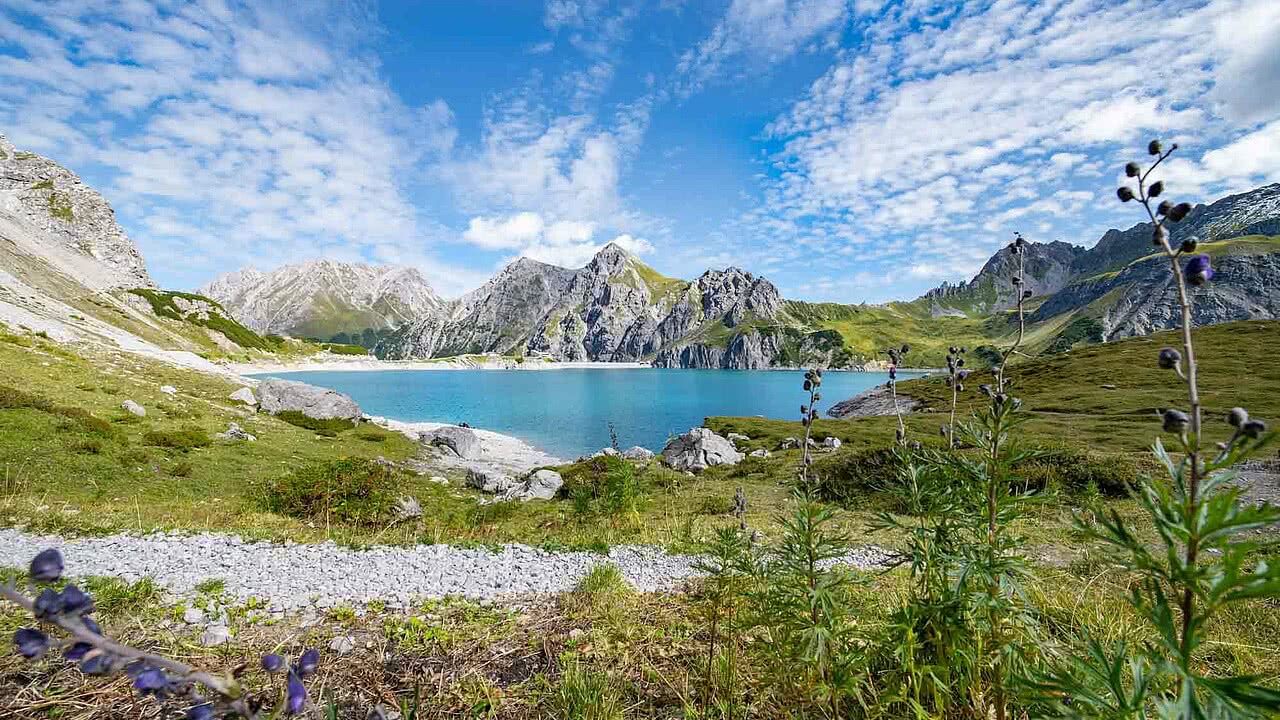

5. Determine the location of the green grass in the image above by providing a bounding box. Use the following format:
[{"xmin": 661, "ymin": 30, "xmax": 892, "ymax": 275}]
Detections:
[
  {"xmin": 127, "ymin": 288, "xmax": 280, "ymax": 352},
  {"xmin": 274, "ymin": 411, "xmax": 357, "ymax": 435},
  {"xmin": 31, "ymin": 179, "xmax": 53, "ymax": 190},
  {"xmin": 320, "ymin": 342, "xmax": 370, "ymax": 356}
]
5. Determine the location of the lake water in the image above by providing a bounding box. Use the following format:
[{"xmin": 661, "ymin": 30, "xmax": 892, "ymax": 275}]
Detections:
[{"xmin": 253, "ymin": 368, "xmax": 922, "ymax": 459}]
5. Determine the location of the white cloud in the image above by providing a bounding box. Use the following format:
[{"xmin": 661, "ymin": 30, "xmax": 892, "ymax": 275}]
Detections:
[
  {"xmin": 1211, "ymin": 0, "xmax": 1280, "ymax": 123},
  {"xmin": 463, "ymin": 210, "xmax": 653, "ymax": 269},
  {"xmin": 0, "ymin": 0, "xmax": 463, "ymax": 292},
  {"xmin": 464, "ymin": 213, "xmax": 547, "ymax": 249}
]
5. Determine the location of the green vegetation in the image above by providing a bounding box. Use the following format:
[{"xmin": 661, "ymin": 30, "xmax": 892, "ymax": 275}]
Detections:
[
  {"xmin": 127, "ymin": 288, "xmax": 281, "ymax": 351},
  {"xmin": 30, "ymin": 179, "xmax": 53, "ymax": 190},
  {"xmin": 143, "ymin": 426, "xmax": 213, "ymax": 451},
  {"xmin": 273, "ymin": 410, "xmax": 357, "ymax": 436},
  {"xmin": 319, "ymin": 342, "xmax": 370, "ymax": 356},
  {"xmin": 47, "ymin": 191, "xmax": 73, "ymax": 221},
  {"xmin": 263, "ymin": 457, "xmax": 397, "ymax": 526}
]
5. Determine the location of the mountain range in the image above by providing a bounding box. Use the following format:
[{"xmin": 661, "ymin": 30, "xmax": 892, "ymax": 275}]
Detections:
[{"xmin": 2, "ymin": 132, "xmax": 1277, "ymax": 370}]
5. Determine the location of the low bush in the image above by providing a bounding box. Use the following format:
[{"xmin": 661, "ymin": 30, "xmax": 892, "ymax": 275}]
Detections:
[
  {"xmin": 355, "ymin": 426, "xmax": 390, "ymax": 442},
  {"xmin": 264, "ymin": 457, "xmax": 396, "ymax": 526},
  {"xmin": 143, "ymin": 426, "xmax": 212, "ymax": 451},
  {"xmin": 559, "ymin": 456, "xmax": 647, "ymax": 515},
  {"xmin": 274, "ymin": 410, "xmax": 356, "ymax": 435},
  {"xmin": 813, "ymin": 447, "xmax": 905, "ymax": 506},
  {"xmin": 0, "ymin": 385, "xmax": 116, "ymax": 436}
]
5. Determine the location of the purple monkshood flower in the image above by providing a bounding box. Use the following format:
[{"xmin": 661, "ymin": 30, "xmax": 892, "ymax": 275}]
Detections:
[
  {"xmin": 30, "ymin": 548, "xmax": 64, "ymax": 583},
  {"xmin": 294, "ymin": 648, "xmax": 319, "ymax": 677},
  {"xmin": 262, "ymin": 653, "xmax": 285, "ymax": 673},
  {"xmin": 14, "ymin": 628, "xmax": 49, "ymax": 659},
  {"xmin": 1185, "ymin": 254, "xmax": 1213, "ymax": 286},
  {"xmin": 80, "ymin": 652, "xmax": 116, "ymax": 675},
  {"xmin": 129, "ymin": 664, "xmax": 169, "ymax": 696},
  {"xmin": 63, "ymin": 642, "xmax": 93, "ymax": 661},
  {"xmin": 285, "ymin": 673, "xmax": 307, "ymax": 715},
  {"xmin": 33, "ymin": 588, "xmax": 62, "ymax": 619},
  {"xmin": 187, "ymin": 703, "xmax": 215, "ymax": 720},
  {"xmin": 59, "ymin": 584, "xmax": 94, "ymax": 616}
]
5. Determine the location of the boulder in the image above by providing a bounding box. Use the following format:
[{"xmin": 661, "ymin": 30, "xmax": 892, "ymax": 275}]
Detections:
[
  {"xmin": 749, "ymin": 448, "xmax": 771, "ymax": 458},
  {"xmin": 216, "ymin": 422, "xmax": 256, "ymax": 442},
  {"xmin": 780, "ymin": 436, "xmax": 799, "ymax": 450},
  {"xmin": 661, "ymin": 428, "xmax": 744, "ymax": 472},
  {"xmin": 621, "ymin": 446, "xmax": 656, "ymax": 462},
  {"xmin": 424, "ymin": 426, "xmax": 481, "ymax": 459},
  {"xmin": 257, "ymin": 379, "xmax": 360, "ymax": 420},
  {"xmin": 593, "ymin": 447, "xmax": 620, "ymax": 458},
  {"xmin": 160, "ymin": 385, "xmax": 177, "ymax": 396},
  {"xmin": 229, "ymin": 387, "xmax": 257, "ymax": 406},
  {"xmin": 466, "ymin": 467, "xmax": 515, "ymax": 494},
  {"xmin": 502, "ymin": 469, "xmax": 564, "ymax": 502},
  {"xmin": 393, "ymin": 496, "xmax": 423, "ymax": 521},
  {"xmin": 121, "ymin": 399, "xmax": 146, "ymax": 417},
  {"xmin": 727, "ymin": 432, "xmax": 750, "ymax": 446},
  {"xmin": 823, "ymin": 437, "xmax": 842, "ymax": 450}
]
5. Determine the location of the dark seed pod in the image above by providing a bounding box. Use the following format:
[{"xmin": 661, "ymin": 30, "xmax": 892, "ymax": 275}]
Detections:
[
  {"xmin": 1148, "ymin": 181, "xmax": 1163, "ymax": 198},
  {"xmin": 1148, "ymin": 140, "xmax": 1162, "ymax": 155},
  {"xmin": 1162, "ymin": 408, "xmax": 1190, "ymax": 433},
  {"xmin": 1117, "ymin": 186, "xmax": 1135, "ymax": 202},
  {"xmin": 1168, "ymin": 202, "xmax": 1191, "ymax": 222},
  {"xmin": 1242, "ymin": 419, "xmax": 1268, "ymax": 439},
  {"xmin": 1228, "ymin": 408, "xmax": 1248, "ymax": 428},
  {"xmin": 1157, "ymin": 347, "xmax": 1181, "ymax": 369},
  {"xmin": 1023, "ymin": 289, "xmax": 1033, "ymax": 299},
  {"xmin": 1125, "ymin": 162, "xmax": 1140, "ymax": 177},
  {"xmin": 803, "ymin": 380, "xmax": 811, "ymax": 392},
  {"xmin": 1180, "ymin": 238, "xmax": 1197, "ymax": 253},
  {"xmin": 1157, "ymin": 200, "xmax": 1172, "ymax": 215},
  {"xmin": 29, "ymin": 548, "xmax": 63, "ymax": 583}
]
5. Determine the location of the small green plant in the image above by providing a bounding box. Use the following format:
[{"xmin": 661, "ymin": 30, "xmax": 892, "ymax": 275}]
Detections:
[
  {"xmin": 264, "ymin": 457, "xmax": 396, "ymax": 527},
  {"xmin": 273, "ymin": 411, "xmax": 356, "ymax": 435},
  {"xmin": 553, "ymin": 665, "xmax": 625, "ymax": 720},
  {"xmin": 31, "ymin": 178, "xmax": 53, "ymax": 190},
  {"xmin": 574, "ymin": 563, "xmax": 628, "ymax": 596},
  {"xmin": 48, "ymin": 192, "xmax": 73, "ymax": 221},
  {"xmin": 561, "ymin": 456, "xmax": 647, "ymax": 516},
  {"xmin": 143, "ymin": 426, "xmax": 212, "ymax": 451},
  {"xmin": 195, "ymin": 578, "xmax": 226, "ymax": 596}
]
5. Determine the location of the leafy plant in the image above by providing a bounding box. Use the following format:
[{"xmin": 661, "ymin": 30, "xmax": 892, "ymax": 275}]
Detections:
[
  {"xmin": 264, "ymin": 457, "xmax": 396, "ymax": 527},
  {"xmin": 1035, "ymin": 140, "xmax": 1280, "ymax": 719},
  {"xmin": 273, "ymin": 410, "xmax": 356, "ymax": 435},
  {"xmin": 143, "ymin": 427, "xmax": 213, "ymax": 451}
]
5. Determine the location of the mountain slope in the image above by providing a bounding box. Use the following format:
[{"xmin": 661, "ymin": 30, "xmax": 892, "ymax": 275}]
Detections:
[{"xmin": 201, "ymin": 260, "xmax": 442, "ymax": 340}]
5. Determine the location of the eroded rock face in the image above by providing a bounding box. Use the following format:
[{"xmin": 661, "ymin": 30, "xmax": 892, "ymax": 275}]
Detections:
[
  {"xmin": 828, "ymin": 384, "xmax": 920, "ymax": 418},
  {"xmin": 501, "ymin": 469, "xmax": 563, "ymax": 502},
  {"xmin": 661, "ymin": 428, "xmax": 744, "ymax": 472},
  {"xmin": 423, "ymin": 426, "xmax": 481, "ymax": 460},
  {"xmin": 257, "ymin": 379, "xmax": 361, "ymax": 420},
  {"xmin": 229, "ymin": 387, "xmax": 257, "ymax": 406},
  {"xmin": 467, "ymin": 468, "xmax": 515, "ymax": 494}
]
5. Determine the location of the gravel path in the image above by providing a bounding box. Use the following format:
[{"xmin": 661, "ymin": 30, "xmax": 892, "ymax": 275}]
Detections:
[{"xmin": 0, "ymin": 529, "xmax": 889, "ymax": 612}]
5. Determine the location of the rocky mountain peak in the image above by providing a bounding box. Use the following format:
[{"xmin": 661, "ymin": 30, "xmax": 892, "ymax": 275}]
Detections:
[
  {"xmin": 693, "ymin": 266, "xmax": 783, "ymax": 325},
  {"xmin": 0, "ymin": 133, "xmax": 153, "ymax": 290}
]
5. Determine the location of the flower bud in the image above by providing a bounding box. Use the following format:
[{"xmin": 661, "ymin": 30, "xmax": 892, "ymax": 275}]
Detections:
[
  {"xmin": 30, "ymin": 548, "xmax": 63, "ymax": 583},
  {"xmin": 33, "ymin": 588, "xmax": 62, "ymax": 619},
  {"xmin": 296, "ymin": 649, "xmax": 320, "ymax": 677},
  {"xmin": 1117, "ymin": 186, "xmax": 1135, "ymax": 202},
  {"xmin": 1228, "ymin": 407, "xmax": 1248, "ymax": 428},
  {"xmin": 803, "ymin": 380, "xmax": 811, "ymax": 392},
  {"xmin": 1125, "ymin": 162, "xmax": 1140, "ymax": 177},
  {"xmin": 1157, "ymin": 347, "xmax": 1181, "ymax": 369},
  {"xmin": 59, "ymin": 584, "xmax": 94, "ymax": 616},
  {"xmin": 1148, "ymin": 181, "xmax": 1163, "ymax": 198},
  {"xmin": 1162, "ymin": 409, "xmax": 1189, "ymax": 433},
  {"xmin": 1168, "ymin": 202, "xmax": 1191, "ymax": 222},
  {"xmin": 14, "ymin": 628, "xmax": 49, "ymax": 659},
  {"xmin": 1185, "ymin": 254, "xmax": 1213, "ymax": 286},
  {"xmin": 1180, "ymin": 238, "xmax": 1197, "ymax": 253},
  {"xmin": 1148, "ymin": 140, "xmax": 1162, "ymax": 155},
  {"xmin": 1242, "ymin": 419, "xmax": 1268, "ymax": 439},
  {"xmin": 1157, "ymin": 200, "xmax": 1172, "ymax": 216},
  {"xmin": 262, "ymin": 654, "xmax": 285, "ymax": 673},
  {"xmin": 1022, "ymin": 289, "xmax": 1032, "ymax": 299},
  {"xmin": 187, "ymin": 704, "xmax": 215, "ymax": 720}
]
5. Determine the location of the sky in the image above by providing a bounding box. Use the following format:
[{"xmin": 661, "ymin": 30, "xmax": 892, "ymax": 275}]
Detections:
[{"xmin": 1, "ymin": 0, "xmax": 1277, "ymax": 302}]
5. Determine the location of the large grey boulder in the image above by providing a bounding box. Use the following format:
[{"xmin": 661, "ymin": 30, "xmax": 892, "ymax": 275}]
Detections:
[
  {"xmin": 661, "ymin": 428, "xmax": 744, "ymax": 472},
  {"xmin": 229, "ymin": 387, "xmax": 257, "ymax": 406},
  {"xmin": 424, "ymin": 426, "xmax": 481, "ymax": 460},
  {"xmin": 257, "ymin": 379, "xmax": 360, "ymax": 420},
  {"xmin": 121, "ymin": 399, "xmax": 146, "ymax": 417},
  {"xmin": 466, "ymin": 467, "xmax": 515, "ymax": 494},
  {"xmin": 502, "ymin": 469, "xmax": 563, "ymax": 502}
]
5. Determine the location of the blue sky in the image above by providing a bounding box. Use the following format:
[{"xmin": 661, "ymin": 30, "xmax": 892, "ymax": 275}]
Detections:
[{"xmin": 1, "ymin": 0, "xmax": 1278, "ymax": 302}]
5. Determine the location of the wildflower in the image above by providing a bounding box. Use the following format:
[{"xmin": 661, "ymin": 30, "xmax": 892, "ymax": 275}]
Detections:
[
  {"xmin": 286, "ymin": 673, "xmax": 307, "ymax": 714},
  {"xmin": 1148, "ymin": 139, "xmax": 1162, "ymax": 155},
  {"xmin": 1157, "ymin": 347, "xmax": 1181, "ymax": 370},
  {"xmin": 1148, "ymin": 181, "xmax": 1163, "ymax": 197},
  {"xmin": 1125, "ymin": 162, "xmax": 1140, "ymax": 177},
  {"xmin": 295, "ymin": 649, "xmax": 319, "ymax": 678},
  {"xmin": 1243, "ymin": 419, "xmax": 1268, "ymax": 439},
  {"xmin": 129, "ymin": 664, "xmax": 169, "ymax": 696},
  {"xmin": 30, "ymin": 548, "xmax": 63, "ymax": 583},
  {"xmin": 80, "ymin": 652, "xmax": 117, "ymax": 676},
  {"xmin": 63, "ymin": 642, "xmax": 92, "ymax": 661},
  {"xmin": 59, "ymin": 584, "xmax": 94, "ymax": 616},
  {"xmin": 14, "ymin": 628, "xmax": 49, "ymax": 659},
  {"xmin": 1162, "ymin": 409, "xmax": 1189, "ymax": 433},
  {"xmin": 187, "ymin": 704, "xmax": 215, "ymax": 720},
  {"xmin": 262, "ymin": 653, "xmax": 285, "ymax": 673},
  {"xmin": 1228, "ymin": 407, "xmax": 1248, "ymax": 428},
  {"xmin": 1167, "ymin": 202, "xmax": 1191, "ymax": 222},
  {"xmin": 33, "ymin": 588, "xmax": 62, "ymax": 619},
  {"xmin": 1185, "ymin": 254, "xmax": 1213, "ymax": 286},
  {"xmin": 979, "ymin": 384, "xmax": 993, "ymax": 396},
  {"xmin": 1117, "ymin": 186, "xmax": 1135, "ymax": 202}
]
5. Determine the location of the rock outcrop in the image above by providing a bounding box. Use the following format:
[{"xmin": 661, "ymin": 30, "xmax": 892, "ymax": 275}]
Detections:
[
  {"xmin": 661, "ymin": 428, "xmax": 744, "ymax": 472},
  {"xmin": 256, "ymin": 379, "xmax": 361, "ymax": 421},
  {"xmin": 423, "ymin": 426, "xmax": 482, "ymax": 460},
  {"xmin": 201, "ymin": 260, "xmax": 441, "ymax": 339},
  {"xmin": 828, "ymin": 384, "xmax": 920, "ymax": 418},
  {"xmin": 500, "ymin": 469, "xmax": 564, "ymax": 501}
]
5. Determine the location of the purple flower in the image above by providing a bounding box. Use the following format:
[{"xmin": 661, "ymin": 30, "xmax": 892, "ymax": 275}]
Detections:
[
  {"xmin": 285, "ymin": 673, "xmax": 307, "ymax": 715},
  {"xmin": 1162, "ymin": 409, "xmax": 1190, "ymax": 433},
  {"xmin": 14, "ymin": 628, "xmax": 49, "ymax": 659},
  {"xmin": 262, "ymin": 653, "xmax": 285, "ymax": 673},
  {"xmin": 130, "ymin": 665, "xmax": 169, "ymax": 696},
  {"xmin": 63, "ymin": 642, "xmax": 93, "ymax": 661},
  {"xmin": 187, "ymin": 703, "xmax": 215, "ymax": 720},
  {"xmin": 1157, "ymin": 347, "xmax": 1181, "ymax": 370},
  {"xmin": 1185, "ymin": 254, "xmax": 1213, "ymax": 286},
  {"xmin": 295, "ymin": 648, "xmax": 319, "ymax": 677},
  {"xmin": 1228, "ymin": 408, "xmax": 1249, "ymax": 428},
  {"xmin": 1243, "ymin": 419, "xmax": 1269, "ymax": 439},
  {"xmin": 80, "ymin": 652, "xmax": 117, "ymax": 676},
  {"xmin": 81, "ymin": 616, "xmax": 101, "ymax": 635},
  {"xmin": 59, "ymin": 584, "xmax": 94, "ymax": 616},
  {"xmin": 34, "ymin": 588, "xmax": 62, "ymax": 619},
  {"xmin": 30, "ymin": 548, "xmax": 63, "ymax": 583}
]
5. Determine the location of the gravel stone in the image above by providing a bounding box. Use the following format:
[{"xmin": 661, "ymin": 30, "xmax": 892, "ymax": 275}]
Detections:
[
  {"xmin": 0, "ymin": 529, "xmax": 889, "ymax": 611},
  {"xmin": 200, "ymin": 624, "xmax": 232, "ymax": 646}
]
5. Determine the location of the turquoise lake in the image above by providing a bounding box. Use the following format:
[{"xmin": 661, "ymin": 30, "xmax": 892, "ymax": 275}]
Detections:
[{"xmin": 254, "ymin": 369, "xmax": 922, "ymax": 459}]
